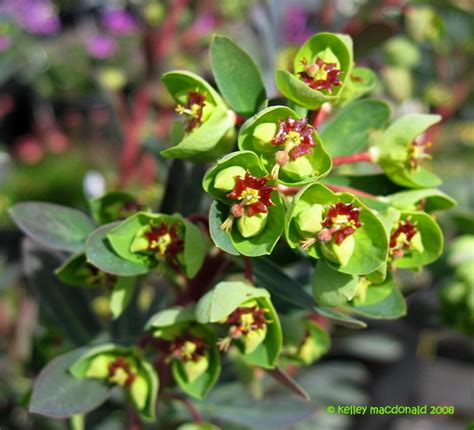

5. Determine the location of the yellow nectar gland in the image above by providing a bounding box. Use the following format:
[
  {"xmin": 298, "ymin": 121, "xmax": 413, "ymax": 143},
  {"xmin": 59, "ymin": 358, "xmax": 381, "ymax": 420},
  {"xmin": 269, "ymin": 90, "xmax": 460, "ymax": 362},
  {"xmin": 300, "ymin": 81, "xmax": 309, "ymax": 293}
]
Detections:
[
  {"xmin": 240, "ymin": 188, "xmax": 260, "ymax": 205},
  {"xmin": 332, "ymin": 214, "xmax": 351, "ymax": 226},
  {"xmin": 181, "ymin": 341, "xmax": 198, "ymax": 360},
  {"xmin": 175, "ymin": 103, "xmax": 201, "ymax": 118},
  {"xmin": 150, "ymin": 233, "xmax": 171, "ymax": 256},
  {"xmin": 108, "ymin": 367, "xmax": 130, "ymax": 386}
]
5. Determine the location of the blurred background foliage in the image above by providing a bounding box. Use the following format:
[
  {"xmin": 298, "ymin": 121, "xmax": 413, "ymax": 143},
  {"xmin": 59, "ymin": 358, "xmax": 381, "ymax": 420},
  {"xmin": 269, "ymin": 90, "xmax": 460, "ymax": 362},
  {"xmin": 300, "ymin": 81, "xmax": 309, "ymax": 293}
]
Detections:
[{"xmin": 0, "ymin": 0, "xmax": 472, "ymax": 429}]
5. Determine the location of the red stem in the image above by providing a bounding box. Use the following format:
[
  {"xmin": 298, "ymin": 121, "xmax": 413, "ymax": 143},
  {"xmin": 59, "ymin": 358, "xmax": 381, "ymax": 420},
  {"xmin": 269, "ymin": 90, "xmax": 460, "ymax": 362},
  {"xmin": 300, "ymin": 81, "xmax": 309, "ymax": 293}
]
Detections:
[
  {"xmin": 326, "ymin": 184, "xmax": 376, "ymax": 199},
  {"xmin": 244, "ymin": 257, "xmax": 254, "ymax": 283},
  {"xmin": 332, "ymin": 152, "xmax": 373, "ymax": 166},
  {"xmin": 310, "ymin": 103, "xmax": 331, "ymax": 128},
  {"xmin": 168, "ymin": 393, "xmax": 203, "ymax": 423},
  {"xmin": 277, "ymin": 184, "xmax": 301, "ymax": 196}
]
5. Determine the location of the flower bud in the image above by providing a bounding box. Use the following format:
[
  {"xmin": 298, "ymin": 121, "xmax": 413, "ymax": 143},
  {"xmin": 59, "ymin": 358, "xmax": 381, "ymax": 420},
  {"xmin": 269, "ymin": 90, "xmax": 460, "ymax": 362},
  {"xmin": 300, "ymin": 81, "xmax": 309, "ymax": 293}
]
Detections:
[
  {"xmin": 252, "ymin": 122, "xmax": 277, "ymax": 151},
  {"xmin": 214, "ymin": 166, "xmax": 247, "ymax": 191},
  {"xmin": 85, "ymin": 354, "xmax": 115, "ymax": 379},
  {"xmin": 182, "ymin": 354, "xmax": 209, "ymax": 383},
  {"xmin": 321, "ymin": 235, "xmax": 355, "ymax": 267},
  {"xmin": 280, "ymin": 156, "xmax": 313, "ymax": 180},
  {"xmin": 241, "ymin": 326, "xmax": 267, "ymax": 354},
  {"xmin": 296, "ymin": 204, "xmax": 324, "ymax": 235},
  {"xmin": 410, "ymin": 231, "xmax": 424, "ymax": 253},
  {"xmin": 237, "ymin": 212, "xmax": 268, "ymax": 238},
  {"xmin": 129, "ymin": 373, "xmax": 149, "ymax": 411}
]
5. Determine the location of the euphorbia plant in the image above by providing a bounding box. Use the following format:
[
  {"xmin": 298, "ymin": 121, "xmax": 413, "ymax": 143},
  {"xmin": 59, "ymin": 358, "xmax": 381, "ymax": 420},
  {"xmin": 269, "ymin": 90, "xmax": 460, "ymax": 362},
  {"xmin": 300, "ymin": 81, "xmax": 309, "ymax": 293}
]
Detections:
[{"xmin": 8, "ymin": 33, "xmax": 455, "ymax": 428}]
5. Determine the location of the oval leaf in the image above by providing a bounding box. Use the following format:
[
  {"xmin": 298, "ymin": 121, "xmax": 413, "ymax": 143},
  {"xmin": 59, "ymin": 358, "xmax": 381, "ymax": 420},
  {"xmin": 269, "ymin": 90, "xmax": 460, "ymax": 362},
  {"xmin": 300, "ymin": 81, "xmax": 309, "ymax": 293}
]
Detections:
[
  {"xmin": 29, "ymin": 348, "xmax": 111, "ymax": 418},
  {"xmin": 9, "ymin": 202, "xmax": 96, "ymax": 252},
  {"xmin": 210, "ymin": 35, "xmax": 267, "ymax": 116}
]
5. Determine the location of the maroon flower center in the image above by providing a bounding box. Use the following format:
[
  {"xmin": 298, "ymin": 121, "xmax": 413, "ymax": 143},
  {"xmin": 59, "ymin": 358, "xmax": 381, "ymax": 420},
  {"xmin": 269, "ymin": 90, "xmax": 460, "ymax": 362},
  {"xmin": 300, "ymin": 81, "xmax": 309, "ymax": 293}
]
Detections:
[
  {"xmin": 155, "ymin": 335, "xmax": 207, "ymax": 363},
  {"xmin": 176, "ymin": 91, "xmax": 207, "ymax": 132},
  {"xmin": 117, "ymin": 199, "xmax": 143, "ymax": 220},
  {"xmin": 299, "ymin": 57, "xmax": 343, "ymax": 93},
  {"xmin": 144, "ymin": 222, "xmax": 184, "ymax": 262},
  {"xmin": 319, "ymin": 202, "xmax": 363, "ymax": 245},
  {"xmin": 271, "ymin": 117, "xmax": 316, "ymax": 160},
  {"xmin": 390, "ymin": 219, "xmax": 418, "ymax": 257},
  {"xmin": 225, "ymin": 306, "xmax": 269, "ymax": 339},
  {"xmin": 226, "ymin": 172, "xmax": 275, "ymax": 217},
  {"xmin": 108, "ymin": 356, "xmax": 137, "ymax": 387}
]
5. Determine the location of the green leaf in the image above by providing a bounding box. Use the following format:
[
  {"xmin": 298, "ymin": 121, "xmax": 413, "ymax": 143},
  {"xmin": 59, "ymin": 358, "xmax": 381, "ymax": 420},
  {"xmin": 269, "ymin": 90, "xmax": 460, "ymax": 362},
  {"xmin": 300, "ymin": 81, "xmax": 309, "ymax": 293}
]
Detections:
[
  {"xmin": 172, "ymin": 341, "xmax": 221, "ymax": 399},
  {"xmin": 23, "ymin": 240, "xmax": 100, "ymax": 345},
  {"xmin": 9, "ymin": 202, "xmax": 96, "ymax": 253},
  {"xmin": 183, "ymin": 219, "xmax": 208, "ymax": 278},
  {"xmin": 286, "ymin": 183, "xmax": 389, "ymax": 275},
  {"xmin": 55, "ymin": 253, "xmax": 94, "ymax": 287},
  {"xmin": 195, "ymin": 281, "xmax": 270, "ymax": 323},
  {"xmin": 110, "ymin": 277, "xmax": 136, "ymax": 319},
  {"xmin": 210, "ymin": 35, "xmax": 267, "ymax": 116},
  {"xmin": 348, "ymin": 276, "xmax": 406, "ymax": 319},
  {"xmin": 29, "ymin": 348, "xmax": 111, "ymax": 418},
  {"xmin": 321, "ymin": 99, "xmax": 391, "ymax": 157},
  {"xmin": 208, "ymin": 201, "xmax": 239, "ymax": 255},
  {"xmin": 196, "ymin": 382, "xmax": 315, "ymax": 428},
  {"xmin": 85, "ymin": 222, "xmax": 150, "ymax": 276},
  {"xmin": 387, "ymin": 188, "xmax": 456, "ymax": 212},
  {"xmin": 312, "ymin": 261, "xmax": 358, "ymax": 307},
  {"xmin": 248, "ymin": 257, "xmax": 367, "ymax": 329},
  {"xmin": 238, "ymin": 105, "xmax": 332, "ymax": 185},
  {"xmin": 145, "ymin": 306, "xmax": 196, "ymax": 330}
]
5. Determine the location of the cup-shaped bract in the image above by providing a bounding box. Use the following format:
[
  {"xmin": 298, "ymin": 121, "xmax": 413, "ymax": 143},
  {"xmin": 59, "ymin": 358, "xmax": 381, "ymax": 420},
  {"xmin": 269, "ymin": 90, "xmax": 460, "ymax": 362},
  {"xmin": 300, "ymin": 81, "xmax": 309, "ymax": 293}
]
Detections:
[
  {"xmin": 374, "ymin": 113, "xmax": 442, "ymax": 188},
  {"xmin": 388, "ymin": 211, "xmax": 443, "ymax": 270},
  {"xmin": 161, "ymin": 71, "xmax": 235, "ymax": 162},
  {"xmin": 276, "ymin": 33, "xmax": 353, "ymax": 109},
  {"xmin": 146, "ymin": 306, "xmax": 221, "ymax": 400},
  {"xmin": 285, "ymin": 183, "xmax": 388, "ymax": 275},
  {"xmin": 238, "ymin": 106, "xmax": 332, "ymax": 185},
  {"xmin": 89, "ymin": 191, "xmax": 146, "ymax": 225},
  {"xmin": 280, "ymin": 313, "xmax": 330, "ymax": 366},
  {"xmin": 70, "ymin": 344, "xmax": 158, "ymax": 420},
  {"xmin": 195, "ymin": 281, "xmax": 282, "ymax": 369},
  {"xmin": 55, "ymin": 253, "xmax": 136, "ymax": 319},
  {"xmin": 203, "ymin": 151, "xmax": 285, "ymax": 257},
  {"xmin": 107, "ymin": 212, "xmax": 206, "ymax": 278}
]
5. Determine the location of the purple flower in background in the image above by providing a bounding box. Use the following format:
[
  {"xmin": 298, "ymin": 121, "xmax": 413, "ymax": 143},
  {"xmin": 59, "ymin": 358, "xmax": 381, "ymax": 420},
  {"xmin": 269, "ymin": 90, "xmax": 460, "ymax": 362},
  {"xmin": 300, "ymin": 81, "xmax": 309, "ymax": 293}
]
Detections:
[
  {"xmin": 282, "ymin": 6, "xmax": 312, "ymax": 45},
  {"xmin": 101, "ymin": 8, "xmax": 137, "ymax": 35},
  {"xmin": 87, "ymin": 35, "xmax": 117, "ymax": 59},
  {"xmin": 0, "ymin": 0, "xmax": 60, "ymax": 35},
  {"xmin": 0, "ymin": 35, "xmax": 11, "ymax": 51}
]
